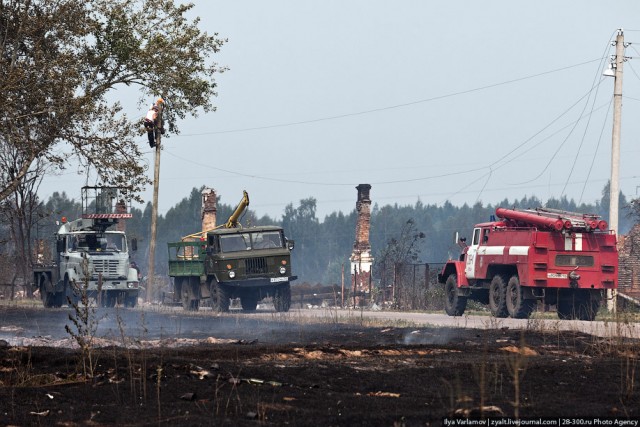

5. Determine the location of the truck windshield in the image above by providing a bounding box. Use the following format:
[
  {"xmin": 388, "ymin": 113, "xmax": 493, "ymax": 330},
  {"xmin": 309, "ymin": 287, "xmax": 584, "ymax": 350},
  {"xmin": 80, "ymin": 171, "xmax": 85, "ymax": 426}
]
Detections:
[
  {"xmin": 219, "ymin": 233, "xmax": 251, "ymax": 252},
  {"xmin": 252, "ymin": 231, "xmax": 282, "ymax": 249},
  {"xmin": 71, "ymin": 233, "xmax": 125, "ymax": 252},
  {"xmin": 219, "ymin": 231, "xmax": 283, "ymax": 253}
]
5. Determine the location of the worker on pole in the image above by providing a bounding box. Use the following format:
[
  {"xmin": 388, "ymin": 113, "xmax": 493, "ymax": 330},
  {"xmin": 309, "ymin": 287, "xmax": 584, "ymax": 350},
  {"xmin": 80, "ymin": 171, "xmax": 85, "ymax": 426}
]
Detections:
[{"xmin": 144, "ymin": 97, "xmax": 165, "ymax": 148}]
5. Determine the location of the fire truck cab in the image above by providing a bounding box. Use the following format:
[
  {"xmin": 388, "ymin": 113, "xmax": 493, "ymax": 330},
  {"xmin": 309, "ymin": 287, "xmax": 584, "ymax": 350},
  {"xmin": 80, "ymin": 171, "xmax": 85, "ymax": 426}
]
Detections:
[{"xmin": 438, "ymin": 207, "xmax": 618, "ymax": 321}]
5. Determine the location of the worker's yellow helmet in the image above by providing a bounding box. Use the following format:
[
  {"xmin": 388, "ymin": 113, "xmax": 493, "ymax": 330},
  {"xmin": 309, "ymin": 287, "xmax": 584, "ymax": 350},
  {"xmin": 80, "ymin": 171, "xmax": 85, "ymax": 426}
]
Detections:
[{"xmin": 157, "ymin": 97, "xmax": 164, "ymax": 104}]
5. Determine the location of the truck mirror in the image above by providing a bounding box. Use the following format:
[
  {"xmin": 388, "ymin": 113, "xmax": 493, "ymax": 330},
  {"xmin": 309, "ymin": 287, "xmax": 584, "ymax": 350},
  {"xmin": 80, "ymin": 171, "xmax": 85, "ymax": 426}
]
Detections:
[
  {"xmin": 131, "ymin": 238, "xmax": 137, "ymax": 252},
  {"xmin": 287, "ymin": 239, "xmax": 295, "ymax": 250},
  {"xmin": 57, "ymin": 239, "xmax": 65, "ymax": 253}
]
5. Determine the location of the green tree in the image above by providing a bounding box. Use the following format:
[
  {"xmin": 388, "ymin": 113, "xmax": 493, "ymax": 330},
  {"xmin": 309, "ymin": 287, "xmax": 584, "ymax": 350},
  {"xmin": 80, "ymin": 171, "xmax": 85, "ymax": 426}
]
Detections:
[
  {"xmin": 319, "ymin": 211, "xmax": 356, "ymax": 284},
  {"xmin": 0, "ymin": 0, "xmax": 227, "ymax": 202},
  {"xmin": 282, "ymin": 198, "xmax": 321, "ymax": 282},
  {"xmin": 597, "ymin": 181, "xmax": 631, "ymax": 233}
]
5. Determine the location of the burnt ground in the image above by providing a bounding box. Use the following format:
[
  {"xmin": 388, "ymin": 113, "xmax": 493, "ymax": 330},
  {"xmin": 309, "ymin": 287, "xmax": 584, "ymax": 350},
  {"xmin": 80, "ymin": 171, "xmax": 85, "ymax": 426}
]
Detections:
[{"xmin": 1, "ymin": 315, "xmax": 640, "ymax": 426}]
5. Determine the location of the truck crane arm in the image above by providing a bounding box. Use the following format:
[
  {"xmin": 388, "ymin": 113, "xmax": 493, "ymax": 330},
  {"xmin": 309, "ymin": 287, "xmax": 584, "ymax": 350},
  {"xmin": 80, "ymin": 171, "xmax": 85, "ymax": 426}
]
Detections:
[
  {"xmin": 181, "ymin": 190, "xmax": 250, "ymax": 241},
  {"xmin": 223, "ymin": 190, "xmax": 250, "ymax": 229}
]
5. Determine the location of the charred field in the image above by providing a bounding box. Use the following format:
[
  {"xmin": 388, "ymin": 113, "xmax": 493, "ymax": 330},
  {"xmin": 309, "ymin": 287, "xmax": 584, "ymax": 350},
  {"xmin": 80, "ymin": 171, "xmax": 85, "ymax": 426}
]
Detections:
[{"xmin": 0, "ymin": 307, "xmax": 640, "ymax": 426}]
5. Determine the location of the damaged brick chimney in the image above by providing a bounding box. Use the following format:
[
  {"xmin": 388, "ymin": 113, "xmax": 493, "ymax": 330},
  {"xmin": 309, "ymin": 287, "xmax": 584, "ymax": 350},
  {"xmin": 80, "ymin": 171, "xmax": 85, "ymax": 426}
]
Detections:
[
  {"xmin": 350, "ymin": 184, "xmax": 373, "ymax": 305},
  {"xmin": 201, "ymin": 187, "xmax": 217, "ymax": 231},
  {"xmin": 115, "ymin": 199, "xmax": 127, "ymax": 233}
]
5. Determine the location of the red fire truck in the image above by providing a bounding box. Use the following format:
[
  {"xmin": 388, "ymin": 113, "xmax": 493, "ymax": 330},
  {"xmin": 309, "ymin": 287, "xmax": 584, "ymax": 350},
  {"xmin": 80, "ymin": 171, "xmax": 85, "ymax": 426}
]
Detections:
[{"xmin": 438, "ymin": 207, "xmax": 618, "ymax": 321}]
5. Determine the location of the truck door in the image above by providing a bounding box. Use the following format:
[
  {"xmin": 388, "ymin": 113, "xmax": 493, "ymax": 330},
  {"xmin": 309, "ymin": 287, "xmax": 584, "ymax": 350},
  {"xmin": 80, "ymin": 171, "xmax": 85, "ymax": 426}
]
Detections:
[{"xmin": 464, "ymin": 228, "xmax": 481, "ymax": 279}]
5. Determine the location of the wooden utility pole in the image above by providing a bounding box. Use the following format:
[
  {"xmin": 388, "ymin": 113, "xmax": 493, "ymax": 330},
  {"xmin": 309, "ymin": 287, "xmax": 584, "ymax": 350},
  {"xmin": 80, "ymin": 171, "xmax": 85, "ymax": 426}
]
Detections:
[
  {"xmin": 607, "ymin": 29, "xmax": 624, "ymax": 312},
  {"xmin": 147, "ymin": 101, "xmax": 163, "ymax": 303}
]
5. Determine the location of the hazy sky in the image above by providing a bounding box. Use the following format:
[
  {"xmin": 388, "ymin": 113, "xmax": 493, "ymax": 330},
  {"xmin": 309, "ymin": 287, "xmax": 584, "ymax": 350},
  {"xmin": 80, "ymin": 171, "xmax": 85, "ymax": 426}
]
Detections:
[{"xmin": 39, "ymin": 1, "xmax": 640, "ymax": 221}]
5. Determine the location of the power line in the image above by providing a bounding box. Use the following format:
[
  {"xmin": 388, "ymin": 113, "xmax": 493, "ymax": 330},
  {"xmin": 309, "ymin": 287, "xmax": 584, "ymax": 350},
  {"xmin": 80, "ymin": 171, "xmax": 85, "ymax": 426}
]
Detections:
[
  {"xmin": 487, "ymin": 81, "xmax": 606, "ymax": 170},
  {"xmin": 173, "ymin": 59, "xmax": 601, "ymax": 137},
  {"xmin": 579, "ymin": 97, "xmax": 613, "ymax": 203},
  {"xmin": 163, "ymin": 148, "xmax": 490, "ymax": 186},
  {"xmin": 509, "ymin": 80, "xmax": 607, "ymax": 186},
  {"xmin": 162, "ymin": 96, "xmax": 612, "ymax": 190},
  {"xmin": 560, "ymin": 38, "xmax": 616, "ymax": 198}
]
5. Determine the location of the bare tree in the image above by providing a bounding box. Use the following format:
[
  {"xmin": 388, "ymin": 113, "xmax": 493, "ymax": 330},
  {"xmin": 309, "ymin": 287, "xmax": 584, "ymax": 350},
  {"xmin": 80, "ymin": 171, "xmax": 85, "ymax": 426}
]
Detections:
[{"xmin": 374, "ymin": 219, "xmax": 425, "ymax": 308}]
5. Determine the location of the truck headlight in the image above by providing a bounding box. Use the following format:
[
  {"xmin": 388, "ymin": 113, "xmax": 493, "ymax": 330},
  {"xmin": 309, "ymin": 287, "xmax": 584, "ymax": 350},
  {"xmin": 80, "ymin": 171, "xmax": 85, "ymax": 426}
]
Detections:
[
  {"xmin": 228, "ymin": 271, "xmax": 236, "ymax": 279},
  {"xmin": 279, "ymin": 266, "xmax": 286, "ymax": 275}
]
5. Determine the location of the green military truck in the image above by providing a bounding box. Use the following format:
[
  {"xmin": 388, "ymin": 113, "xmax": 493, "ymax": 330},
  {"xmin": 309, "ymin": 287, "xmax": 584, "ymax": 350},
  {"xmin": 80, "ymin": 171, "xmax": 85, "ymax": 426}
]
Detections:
[{"xmin": 167, "ymin": 192, "xmax": 296, "ymax": 311}]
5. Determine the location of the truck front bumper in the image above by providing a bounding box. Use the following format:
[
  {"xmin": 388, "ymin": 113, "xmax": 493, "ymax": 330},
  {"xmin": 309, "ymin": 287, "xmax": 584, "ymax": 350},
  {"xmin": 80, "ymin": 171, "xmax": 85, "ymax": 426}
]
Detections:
[{"xmin": 219, "ymin": 275, "xmax": 297, "ymax": 288}]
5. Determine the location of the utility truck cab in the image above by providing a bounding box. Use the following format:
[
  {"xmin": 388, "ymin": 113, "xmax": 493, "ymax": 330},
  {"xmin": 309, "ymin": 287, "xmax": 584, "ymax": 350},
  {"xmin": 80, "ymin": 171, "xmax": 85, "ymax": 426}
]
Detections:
[{"xmin": 32, "ymin": 186, "xmax": 140, "ymax": 308}]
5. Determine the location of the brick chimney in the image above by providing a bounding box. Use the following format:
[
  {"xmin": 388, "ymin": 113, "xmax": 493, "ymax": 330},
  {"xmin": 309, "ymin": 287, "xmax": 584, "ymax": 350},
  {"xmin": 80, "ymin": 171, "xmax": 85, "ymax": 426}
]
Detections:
[
  {"xmin": 350, "ymin": 184, "xmax": 373, "ymax": 305},
  {"xmin": 115, "ymin": 199, "xmax": 127, "ymax": 232},
  {"xmin": 201, "ymin": 187, "xmax": 217, "ymax": 231}
]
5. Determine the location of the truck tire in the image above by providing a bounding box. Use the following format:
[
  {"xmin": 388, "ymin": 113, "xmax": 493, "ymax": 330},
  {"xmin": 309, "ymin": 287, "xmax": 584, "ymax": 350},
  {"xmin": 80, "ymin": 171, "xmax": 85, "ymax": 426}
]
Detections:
[
  {"xmin": 506, "ymin": 275, "xmax": 535, "ymax": 319},
  {"xmin": 64, "ymin": 276, "xmax": 76, "ymax": 306},
  {"xmin": 210, "ymin": 280, "xmax": 230, "ymax": 312},
  {"xmin": 42, "ymin": 290, "xmax": 56, "ymax": 308},
  {"xmin": 489, "ymin": 274, "xmax": 509, "ymax": 318},
  {"xmin": 273, "ymin": 284, "xmax": 291, "ymax": 312},
  {"xmin": 181, "ymin": 278, "xmax": 200, "ymax": 311},
  {"xmin": 444, "ymin": 274, "xmax": 467, "ymax": 316},
  {"xmin": 53, "ymin": 292, "xmax": 65, "ymax": 308},
  {"xmin": 40, "ymin": 276, "xmax": 54, "ymax": 308}
]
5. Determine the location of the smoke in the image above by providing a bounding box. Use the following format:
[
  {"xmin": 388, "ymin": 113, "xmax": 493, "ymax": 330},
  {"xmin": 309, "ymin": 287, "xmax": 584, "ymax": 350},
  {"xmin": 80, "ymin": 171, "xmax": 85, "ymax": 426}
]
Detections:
[
  {"xmin": 402, "ymin": 328, "xmax": 458, "ymax": 345},
  {"xmin": 0, "ymin": 306, "xmax": 323, "ymax": 348}
]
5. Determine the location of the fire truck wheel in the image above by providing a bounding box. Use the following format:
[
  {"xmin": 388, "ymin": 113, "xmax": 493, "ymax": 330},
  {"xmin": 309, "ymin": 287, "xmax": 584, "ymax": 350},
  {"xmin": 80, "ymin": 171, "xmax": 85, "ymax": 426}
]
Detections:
[
  {"xmin": 506, "ymin": 275, "xmax": 535, "ymax": 319},
  {"xmin": 444, "ymin": 275, "xmax": 467, "ymax": 316},
  {"xmin": 274, "ymin": 284, "xmax": 291, "ymax": 312},
  {"xmin": 489, "ymin": 274, "xmax": 509, "ymax": 318},
  {"xmin": 210, "ymin": 281, "xmax": 230, "ymax": 312}
]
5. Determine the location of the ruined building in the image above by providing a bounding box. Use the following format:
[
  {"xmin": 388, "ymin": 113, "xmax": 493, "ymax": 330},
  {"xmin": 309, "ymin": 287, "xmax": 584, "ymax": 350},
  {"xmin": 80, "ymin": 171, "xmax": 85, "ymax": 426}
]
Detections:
[
  {"xmin": 617, "ymin": 224, "xmax": 640, "ymax": 305},
  {"xmin": 350, "ymin": 184, "xmax": 373, "ymax": 304}
]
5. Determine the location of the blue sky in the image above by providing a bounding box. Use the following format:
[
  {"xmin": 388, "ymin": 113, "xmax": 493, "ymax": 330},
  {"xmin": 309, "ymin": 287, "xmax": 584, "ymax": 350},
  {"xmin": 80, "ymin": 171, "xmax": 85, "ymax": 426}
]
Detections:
[{"xmin": 39, "ymin": 1, "xmax": 640, "ymax": 220}]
